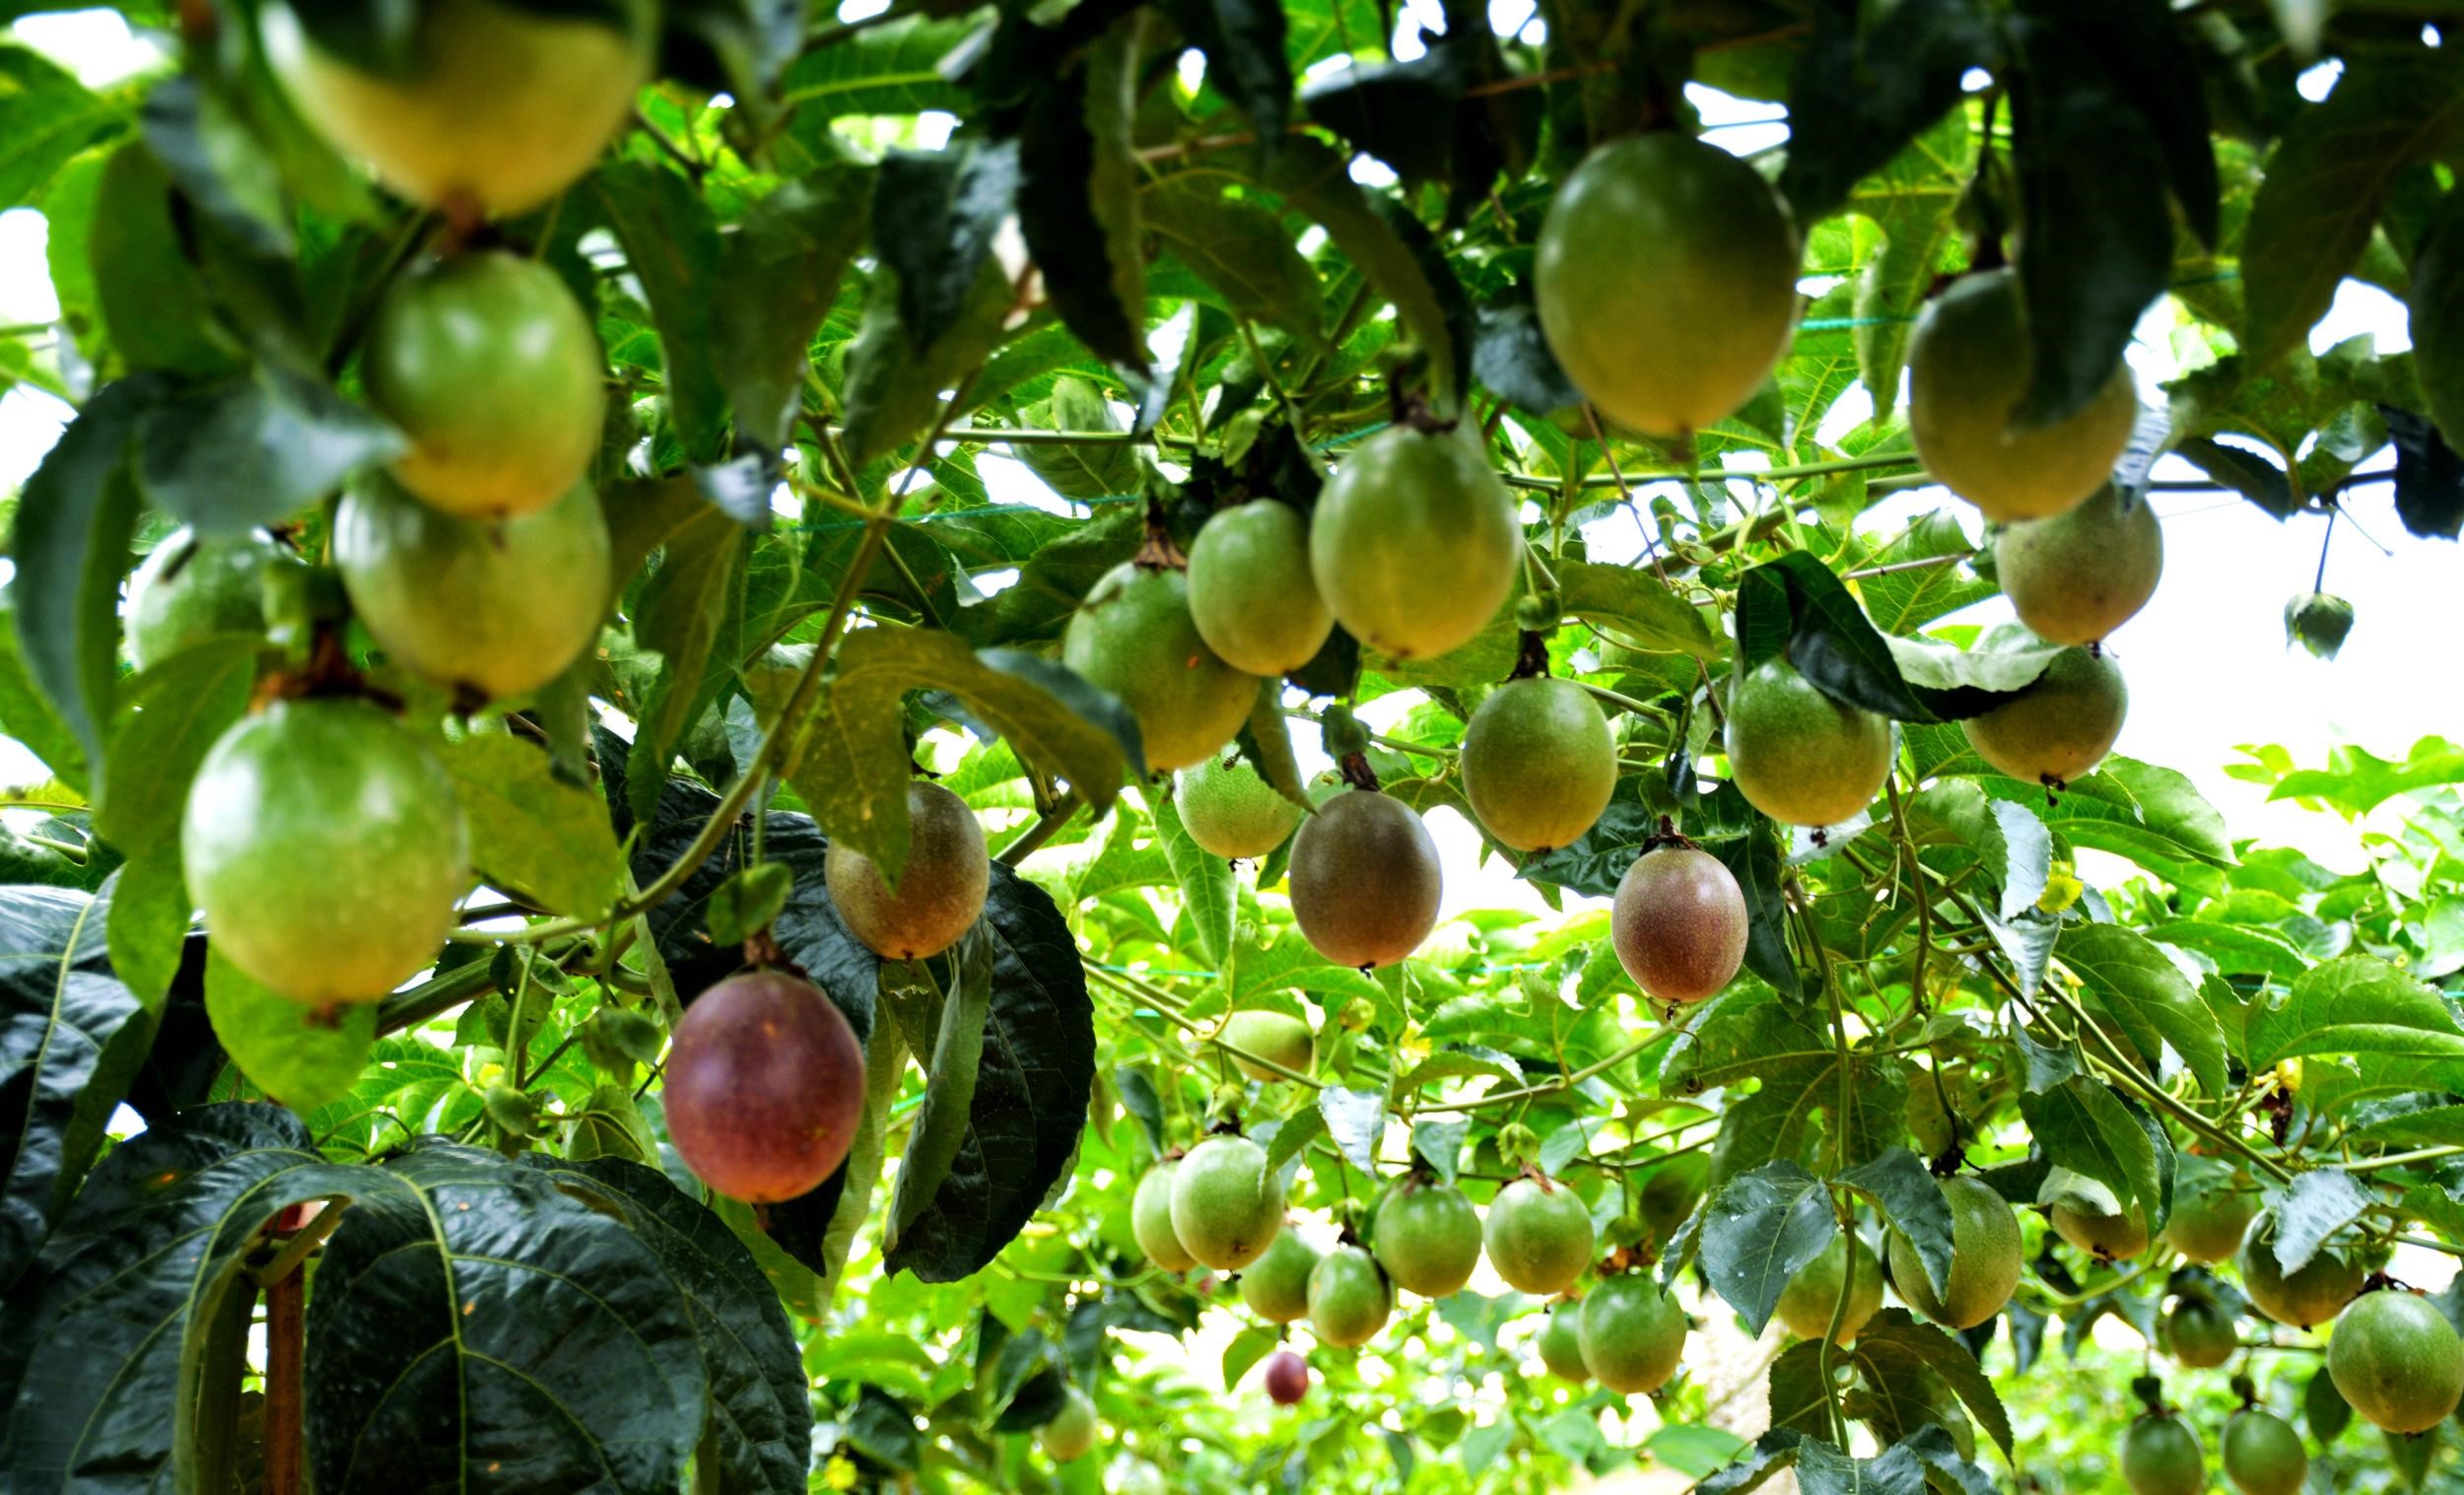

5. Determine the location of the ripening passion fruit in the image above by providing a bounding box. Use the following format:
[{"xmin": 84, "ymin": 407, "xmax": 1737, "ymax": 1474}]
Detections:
[
  {"xmin": 1535, "ymin": 133, "xmax": 1801, "ymax": 438},
  {"xmin": 2051, "ymin": 1202, "xmax": 2150, "ymax": 1261},
  {"xmin": 1995, "ymin": 483, "xmax": 2163, "ymax": 646},
  {"xmin": 1179, "ymin": 753, "xmax": 1305, "ymax": 860},
  {"xmin": 2165, "ymin": 1184, "xmax": 2258, "ymax": 1265},
  {"xmin": 127, "ymin": 527, "xmax": 286, "ymax": 670},
  {"xmin": 825, "ymin": 781, "xmax": 991, "ymax": 962},
  {"xmin": 1170, "ymin": 1135, "xmax": 1287, "ymax": 1271},
  {"xmin": 1287, "ymin": 789, "xmax": 1442, "ymax": 970},
  {"xmin": 1775, "ymin": 1232, "xmax": 1884, "ymax": 1344},
  {"xmin": 1062, "ymin": 563, "xmax": 1257, "ymax": 772},
  {"xmin": 334, "ymin": 473, "xmax": 610, "ymax": 702},
  {"xmin": 2237, "ymin": 1222, "xmax": 2363, "ymax": 1328},
  {"xmin": 362, "ymin": 250, "xmax": 605, "ymax": 519},
  {"xmin": 1461, "ymin": 677, "xmax": 1617, "ymax": 852},
  {"xmin": 1579, "ymin": 1273, "xmax": 1688, "ymax": 1395},
  {"xmin": 1239, "ymin": 1224, "xmax": 1321, "ymax": 1323},
  {"xmin": 662, "ymin": 971, "xmax": 866, "ymax": 1202},
  {"xmin": 1482, "ymin": 1177, "xmax": 1595, "ymax": 1297},
  {"xmin": 1537, "ymin": 1304, "xmax": 1592, "ymax": 1382},
  {"xmin": 1132, "ymin": 1158, "xmax": 1198, "ymax": 1271},
  {"xmin": 1908, "ymin": 267, "xmax": 2142, "ymax": 523},
  {"xmin": 1308, "ymin": 423, "xmax": 1519, "ymax": 660},
  {"xmin": 1039, "ymin": 1387, "xmax": 1097, "ymax": 1461},
  {"xmin": 1186, "ymin": 501, "xmax": 1335, "ymax": 676},
  {"xmin": 1724, "ymin": 657, "xmax": 1894, "ymax": 828},
  {"xmin": 2327, "ymin": 1289, "xmax": 2464, "ymax": 1434},
  {"xmin": 182, "ymin": 699, "xmax": 469, "ymax": 1004},
  {"xmin": 2165, "ymin": 1296, "xmax": 2240, "ymax": 1369},
  {"xmin": 2221, "ymin": 1408, "xmax": 2307, "ymax": 1495},
  {"xmin": 1886, "ymin": 1175, "xmax": 2022, "ymax": 1330},
  {"xmin": 1961, "ymin": 645, "xmax": 2128, "ymax": 789},
  {"xmin": 1372, "ymin": 1178, "xmax": 1483, "ymax": 1298},
  {"xmin": 1611, "ymin": 845, "xmax": 1748, "ymax": 1003},
  {"xmin": 1307, "ymin": 1243, "xmax": 1395, "ymax": 1348},
  {"xmin": 2120, "ymin": 1414, "xmax": 2205, "ymax": 1495},
  {"xmin": 260, "ymin": 0, "xmax": 654, "ymax": 217},
  {"xmin": 1263, "ymin": 1348, "xmax": 1311, "ymax": 1404},
  {"xmin": 1220, "ymin": 1009, "xmax": 1314, "ymax": 1082}
]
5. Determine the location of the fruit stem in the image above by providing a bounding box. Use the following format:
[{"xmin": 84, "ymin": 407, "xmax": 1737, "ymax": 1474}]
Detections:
[
  {"xmin": 1337, "ymin": 750, "xmax": 1382, "ymax": 791},
  {"xmin": 1509, "ymin": 630, "xmax": 1552, "ymax": 681}
]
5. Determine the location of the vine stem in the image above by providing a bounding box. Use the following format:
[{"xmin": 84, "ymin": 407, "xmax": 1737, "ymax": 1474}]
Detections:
[
  {"xmin": 996, "ymin": 791, "xmax": 1083, "ymax": 865},
  {"xmin": 1403, "ymin": 1036, "xmax": 1657, "ymax": 1116},
  {"xmin": 1086, "ymin": 967, "xmax": 1323, "ymax": 1089},
  {"xmin": 265, "ymin": 1251, "xmax": 307, "ymax": 1495},
  {"xmin": 2343, "ymin": 1143, "xmax": 2464, "ymax": 1174}
]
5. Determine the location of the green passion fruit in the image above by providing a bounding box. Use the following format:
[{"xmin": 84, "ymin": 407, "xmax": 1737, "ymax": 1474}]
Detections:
[
  {"xmin": 1372, "ymin": 1179, "xmax": 1483, "ymax": 1298},
  {"xmin": 182, "ymin": 698, "xmax": 468, "ymax": 1004},
  {"xmin": 1639, "ymin": 1156, "xmax": 1707, "ymax": 1241},
  {"xmin": 1907, "ymin": 267, "xmax": 2142, "ymax": 523},
  {"xmin": 1725, "ymin": 657, "xmax": 1893, "ymax": 827},
  {"xmin": 2221, "ymin": 1408, "xmax": 2307, "ymax": 1495},
  {"xmin": 1186, "ymin": 501, "xmax": 1334, "ymax": 676},
  {"xmin": 1220, "ymin": 1009, "xmax": 1314, "ymax": 1082},
  {"xmin": 1132, "ymin": 1158, "xmax": 1198, "ymax": 1271},
  {"xmin": 1961, "ymin": 644, "xmax": 2128, "ymax": 788},
  {"xmin": 1287, "ymin": 789, "xmax": 1443, "ymax": 970},
  {"xmin": 1775, "ymin": 1233, "xmax": 1884, "ymax": 1344},
  {"xmin": 1308, "ymin": 423, "xmax": 1518, "ymax": 661},
  {"xmin": 260, "ymin": 0, "xmax": 653, "ymax": 216},
  {"xmin": 363, "ymin": 250, "xmax": 605, "ymax": 519},
  {"xmin": 1995, "ymin": 483, "xmax": 2164, "ymax": 646},
  {"xmin": 1461, "ymin": 676, "xmax": 1617, "ymax": 852},
  {"xmin": 1537, "ymin": 1305, "xmax": 1592, "ymax": 1382},
  {"xmin": 1179, "ymin": 753, "xmax": 1306, "ymax": 860},
  {"xmin": 663, "ymin": 971, "xmax": 865, "ymax": 1203},
  {"xmin": 2164, "ymin": 1296, "xmax": 2240, "ymax": 1369},
  {"xmin": 1535, "ymin": 133, "xmax": 1801, "ymax": 438},
  {"xmin": 2165, "ymin": 1185, "xmax": 2259, "ymax": 1264},
  {"xmin": 1169, "ymin": 1135, "xmax": 1287, "ymax": 1271},
  {"xmin": 1886, "ymin": 1175, "xmax": 2022, "ymax": 1330},
  {"xmin": 2237, "ymin": 1224, "xmax": 2363, "ymax": 1328},
  {"xmin": 2327, "ymin": 1289, "xmax": 2464, "ymax": 1434},
  {"xmin": 127, "ymin": 528, "xmax": 286, "ymax": 670},
  {"xmin": 1039, "ymin": 1387, "xmax": 1097, "ymax": 1461},
  {"xmin": 2120, "ymin": 1415, "xmax": 2205, "ymax": 1495},
  {"xmin": 1611, "ymin": 845, "xmax": 1748, "ymax": 1003},
  {"xmin": 1061, "ymin": 563, "xmax": 1256, "ymax": 772},
  {"xmin": 825, "ymin": 781, "xmax": 992, "ymax": 962},
  {"xmin": 1578, "ymin": 1274, "xmax": 1687, "ymax": 1395},
  {"xmin": 334, "ymin": 473, "xmax": 610, "ymax": 703},
  {"xmin": 2051, "ymin": 1202, "xmax": 2150, "ymax": 1261},
  {"xmin": 1482, "ymin": 1177, "xmax": 1595, "ymax": 1297},
  {"xmin": 1308, "ymin": 1243, "xmax": 1395, "ymax": 1348},
  {"xmin": 1239, "ymin": 1224, "xmax": 1321, "ymax": 1324}
]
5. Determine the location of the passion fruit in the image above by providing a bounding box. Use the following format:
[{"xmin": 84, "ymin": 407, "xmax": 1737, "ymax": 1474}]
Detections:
[
  {"xmin": 260, "ymin": 0, "xmax": 653, "ymax": 216},
  {"xmin": 362, "ymin": 250, "xmax": 605, "ymax": 519},
  {"xmin": 1186, "ymin": 501, "xmax": 1334, "ymax": 676},
  {"xmin": 1179, "ymin": 753, "xmax": 1305, "ymax": 860},
  {"xmin": 1061, "ymin": 563, "xmax": 1256, "ymax": 772},
  {"xmin": 1220, "ymin": 1009, "xmax": 1314, "ymax": 1082},
  {"xmin": 334, "ymin": 473, "xmax": 610, "ymax": 702},
  {"xmin": 1287, "ymin": 789, "xmax": 1442, "ymax": 970},
  {"xmin": 1961, "ymin": 645, "xmax": 2128, "ymax": 788},
  {"xmin": 1372, "ymin": 1179, "xmax": 1483, "ymax": 1298},
  {"xmin": 2165, "ymin": 1296, "xmax": 2240, "ymax": 1369},
  {"xmin": 1308, "ymin": 423, "xmax": 1518, "ymax": 660},
  {"xmin": 1461, "ymin": 677, "xmax": 1617, "ymax": 852},
  {"xmin": 825, "ymin": 781, "xmax": 991, "ymax": 961},
  {"xmin": 1263, "ymin": 1348, "xmax": 1311, "ymax": 1404},
  {"xmin": 2237, "ymin": 1223, "xmax": 2363, "ymax": 1328},
  {"xmin": 1886, "ymin": 1175, "xmax": 2021, "ymax": 1330},
  {"xmin": 1535, "ymin": 133, "xmax": 1801, "ymax": 437},
  {"xmin": 1995, "ymin": 483, "xmax": 2163, "ymax": 646},
  {"xmin": 1482, "ymin": 1177, "xmax": 1595, "ymax": 1296},
  {"xmin": 1169, "ymin": 1135, "xmax": 1286, "ymax": 1270},
  {"xmin": 127, "ymin": 528, "xmax": 284, "ymax": 669},
  {"xmin": 2326, "ymin": 1289, "xmax": 2464, "ymax": 1434},
  {"xmin": 2221, "ymin": 1408, "xmax": 2307, "ymax": 1495},
  {"xmin": 1908, "ymin": 267, "xmax": 2142, "ymax": 523},
  {"xmin": 1239, "ymin": 1223, "xmax": 1321, "ymax": 1323},
  {"xmin": 1132, "ymin": 1159, "xmax": 1198, "ymax": 1271},
  {"xmin": 2165, "ymin": 1185, "xmax": 2259, "ymax": 1265},
  {"xmin": 1639, "ymin": 1156, "xmax": 1707, "ymax": 1241},
  {"xmin": 1537, "ymin": 1305, "xmax": 1592, "ymax": 1382},
  {"xmin": 1775, "ymin": 1232, "xmax": 1884, "ymax": 1343},
  {"xmin": 1039, "ymin": 1387, "xmax": 1097, "ymax": 1461},
  {"xmin": 2120, "ymin": 1414, "xmax": 2205, "ymax": 1495},
  {"xmin": 1578, "ymin": 1273, "xmax": 1687, "ymax": 1394},
  {"xmin": 662, "ymin": 971, "xmax": 865, "ymax": 1202},
  {"xmin": 182, "ymin": 698, "xmax": 468, "ymax": 1004},
  {"xmin": 2052, "ymin": 1202, "xmax": 2150, "ymax": 1261},
  {"xmin": 1307, "ymin": 1243, "xmax": 1394, "ymax": 1348},
  {"xmin": 1724, "ymin": 657, "xmax": 1893, "ymax": 827},
  {"xmin": 1611, "ymin": 845, "xmax": 1748, "ymax": 1002}
]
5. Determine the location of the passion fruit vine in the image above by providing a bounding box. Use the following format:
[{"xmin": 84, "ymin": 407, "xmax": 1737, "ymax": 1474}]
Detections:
[{"xmin": 663, "ymin": 970, "xmax": 866, "ymax": 1203}]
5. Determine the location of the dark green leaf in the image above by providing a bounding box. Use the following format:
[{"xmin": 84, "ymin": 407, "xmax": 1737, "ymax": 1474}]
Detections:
[
  {"xmin": 2412, "ymin": 192, "xmax": 2464, "ymax": 454},
  {"xmin": 1158, "ymin": 0, "xmax": 1290, "ymax": 150},
  {"xmin": 2174, "ymin": 437, "xmax": 2297, "ymax": 518},
  {"xmin": 1836, "ymin": 1149, "xmax": 1953, "ymax": 1300},
  {"xmin": 1154, "ymin": 788, "xmax": 1234, "ymax": 967},
  {"xmin": 1850, "ymin": 1309, "xmax": 2016, "ymax": 1461},
  {"xmin": 1700, "ymin": 1159, "xmax": 1837, "ymax": 1336},
  {"xmin": 0, "ymin": 43, "xmax": 124, "ymax": 212},
  {"xmin": 1776, "ymin": 0, "xmax": 1994, "ymax": 225},
  {"xmin": 839, "ymin": 254, "xmax": 1017, "ymax": 468},
  {"xmin": 872, "ymin": 140, "xmax": 1018, "ymax": 356},
  {"xmin": 1267, "ymin": 136, "xmax": 1471, "ymax": 411},
  {"xmin": 2381, "ymin": 403, "xmax": 2464, "ymax": 541},
  {"xmin": 1708, "ymin": 821, "xmax": 1802, "ymax": 1003},
  {"xmin": 1013, "ymin": 27, "xmax": 1147, "ymax": 374},
  {"xmin": 2016, "ymin": 1077, "xmax": 2158, "ymax": 1219},
  {"xmin": 626, "ymin": 504, "xmax": 748, "ymax": 823},
  {"xmin": 135, "ymin": 362, "xmax": 403, "ymax": 535},
  {"xmin": 2057, "ymin": 921, "xmax": 2226, "ymax": 1095},
  {"xmin": 1143, "ymin": 175, "xmax": 1323, "ymax": 343},
  {"xmin": 884, "ymin": 928, "xmax": 992, "ymax": 1256},
  {"xmin": 2259, "ymin": 1167, "xmax": 2370, "ymax": 1273},
  {"xmin": 590, "ymin": 162, "xmax": 729, "ymax": 463},
  {"xmin": 2284, "ymin": 590, "xmax": 2357, "ymax": 659},
  {"xmin": 716, "ymin": 164, "xmax": 871, "ymax": 458}
]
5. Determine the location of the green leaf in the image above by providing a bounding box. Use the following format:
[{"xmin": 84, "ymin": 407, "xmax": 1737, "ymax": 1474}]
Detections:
[
  {"xmin": 0, "ymin": 44, "xmax": 124, "ymax": 211},
  {"xmin": 1159, "ymin": 0, "xmax": 1289, "ymax": 151},
  {"xmin": 1843, "ymin": 113, "xmax": 1973, "ymax": 416},
  {"xmin": 1012, "ymin": 375, "xmax": 1142, "ymax": 500},
  {"xmin": 1556, "ymin": 558, "xmax": 1719, "ymax": 659},
  {"xmin": 440, "ymin": 731, "xmax": 625, "ymax": 918},
  {"xmin": 1222, "ymin": 1324, "xmax": 1279, "ymax": 1393},
  {"xmin": 872, "ymin": 140, "xmax": 1018, "ymax": 357},
  {"xmin": 2412, "ymin": 193, "xmax": 2464, "ymax": 454},
  {"xmin": 1776, "ymin": 0, "xmax": 1991, "ymax": 226},
  {"xmin": 2144, "ymin": 918, "xmax": 2306, "ymax": 981},
  {"xmin": 1014, "ymin": 22, "xmax": 1147, "ymax": 374},
  {"xmin": 840, "ymin": 253, "xmax": 1018, "ymax": 469},
  {"xmin": 2268, "ymin": 737, "xmax": 2464, "ymax": 815},
  {"xmin": 1268, "ymin": 135, "xmax": 1470, "ymax": 411},
  {"xmin": 884, "ymin": 928, "xmax": 992, "ymax": 1252},
  {"xmin": 2260, "ymin": 1167, "xmax": 2370, "ymax": 1273},
  {"xmin": 136, "ymin": 363, "xmax": 403, "ymax": 536},
  {"xmin": 777, "ymin": 15, "xmax": 975, "ymax": 122},
  {"xmin": 1153, "ymin": 787, "xmax": 1234, "ymax": 968},
  {"xmin": 2245, "ymin": 955, "xmax": 2464, "ymax": 1075},
  {"xmin": 2350, "ymin": 1105, "xmax": 2464, "ymax": 1148},
  {"xmin": 95, "ymin": 636, "xmax": 256, "ymax": 859},
  {"xmin": 202, "ymin": 947, "xmax": 376, "ymax": 1112},
  {"xmin": 2383, "ymin": 404, "xmax": 2464, "ymax": 542},
  {"xmin": 2017, "ymin": 1077, "xmax": 2159, "ymax": 1220},
  {"xmin": 589, "ymin": 162, "xmax": 729, "ymax": 463},
  {"xmin": 1855, "ymin": 510, "xmax": 1991, "ymax": 637},
  {"xmin": 1850, "ymin": 1309, "xmax": 2016, "ymax": 1462},
  {"xmin": 2173, "ymin": 436, "xmax": 2296, "ymax": 518},
  {"xmin": 626, "ymin": 504, "xmax": 748, "ymax": 823},
  {"xmin": 706, "ymin": 861, "xmax": 794, "ymax": 948},
  {"xmin": 1143, "ymin": 174, "xmax": 1323, "ymax": 343},
  {"xmin": 2057, "ymin": 921, "xmax": 2226, "ymax": 1096},
  {"xmin": 716, "ymin": 164, "xmax": 872, "ymax": 458},
  {"xmin": 1738, "ymin": 552, "xmax": 2007, "ymax": 722},
  {"xmin": 1319, "ymin": 1085, "xmax": 1386, "ymax": 1175},
  {"xmin": 1836, "ymin": 1148, "xmax": 1953, "ymax": 1300},
  {"xmin": 1411, "ymin": 1118, "xmax": 1467, "ymax": 1183},
  {"xmin": 1700, "ymin": 1159, "xmax": 1838, "ymax": 1337},
  {"xmin": 104, "ymin": 849, "xmax": 190, "ymax": 1009},
  {"xmin": 0, "ymin": 609, "xmax": 88, "ymax": 794}
]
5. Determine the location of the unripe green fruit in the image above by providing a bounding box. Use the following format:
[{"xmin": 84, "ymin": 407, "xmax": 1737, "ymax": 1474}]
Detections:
[
  {"xmin": 2239, "ymin": 1225, "xmax": 2363, "ymax": 1328},
  {"xmin": 1962, "ymin": 645, "xmax": 2128, "ymax": 788},
  {"xmin": 2166, "ymin": 1297, "xmax": 2241, "ymax": 1368},
  {"xmin": 1461, "ymin": 677, "xmax": 1616, "ymax": 852},
  {"xmin": 1307, "ymin": 1243, "xmax": 1394, "ymax": 1348},
  {"xmin": 1062, "ymin": 563, "xmax": 1256, "ymax": 772},
  {"xmin": 1309, "ymin": 423, "xmax": 1519, "ymax": 661},
  {"xmin": 334, "ymin": 473, "xmax": 609, "ymax": 702},
  {"xmin": 1170, "ymin": 1135, "xmax": 1286, "ymax": 1270},
  {"xmin": 1186, "ymin": 502, "xmax": 1334, "ymax": 675},
  {"xmin": 261, "ymin": 0, "xmax": 653, "ymax": 216},
  {"xmin": 1239, "ymin": 1224, "xmax": 1320, "ymax": 1323},
  {"xmin": 2166, "ymin": 1187, "xmax": 2259, "ymax": 1264},
  {"xmin": 1887, "ymin": 1175, "xmax": 2021, "ymax": 1330},
  {"xmin": 1372, "ymin": 1180, "xmax": 1483, "ymax": 1298},
  {"xmin": 2121, "ymin": 1415, "xmax": 2205, "ymax": 1495},
  {"xmin": 1132, "ymin": 1159, "xmax": 1198, "ymax": 1271},
  {"xmin": 1536, "ymin": 134, "xmax": 1801, "ymax": 437},
  {"xmin": 182, "ymin": 699, "xmax": 468, "ymax": 1004},
  {"xmin": 127, "ymin": 528, "xmax": 284, "ymax": 670},
  {"xmin": 2327, "ymin": 1289, "xmax": 2464, "ymax": 1434},
  {"xmin": 362, "ymin": 250, "xmax": 605, "ymax": 519},
  {"xmin": 1287, "ymin": 789, "xmax": 1442, "ymax": 970},
  {"xmin": 1905, "ymin": 1072, "xmax": 1960, "ymax": 1158},
  {"xmin": 1482, "ymin": 1178, "xmax": 1595, "ymax": 1296},
  {"xmin": 1775, "ymin": 1233, "xmax": 1884, "ymax": 1343},
  {"xmin": 2052, "ymin": 1202, "xmax": 2150, "ymax": 1261},
  {"xmin": 1725, "ymin": 658, "xmax": 1892, "ymax": 827},
  {"xmin": 1537, "ymin": 1306, "xmax": 1591, "ymax": 1382},
  {"xmin": 1611, "ymin": 846, "xmax": 1748, "ymax": 1003},
  {"xmin": 1996, "ymin": 483, "xmax": 2163, "ymax": 646},
  {"xmin": 1179, "ymin": 754, "xmax": 1305, "ymax": 860},
  {"xmin": 825, "ymin": 781, "xmax": 991, "ymax": 962},
  {"xmin": 2221, "ymin": 1408, "xmax": 2307, "ymax": 1495},
  {"xmin": 1220, "ymin": 1010, "xmax": 1313, "ymax": 1082},
  {"xmin": 1579, "ymin": 1273, "xmax": 1687, "ymax": 1395},
  {"xmin": 1909, "ymin": 268, "xmax": 2141, "ymax": 523},
  {"xmin": 1039, "ymin": 1387, "xmax": 1097, "ymax": 1461}
]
